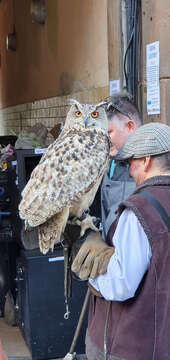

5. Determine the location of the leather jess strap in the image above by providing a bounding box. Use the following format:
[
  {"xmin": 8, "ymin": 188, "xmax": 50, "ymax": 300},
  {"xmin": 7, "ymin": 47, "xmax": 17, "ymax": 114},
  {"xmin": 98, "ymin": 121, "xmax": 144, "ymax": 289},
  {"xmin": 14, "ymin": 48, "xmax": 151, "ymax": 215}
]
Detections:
[{"xmin": 139, "ymin": 190, "xmax": 170, "ymax": 232}]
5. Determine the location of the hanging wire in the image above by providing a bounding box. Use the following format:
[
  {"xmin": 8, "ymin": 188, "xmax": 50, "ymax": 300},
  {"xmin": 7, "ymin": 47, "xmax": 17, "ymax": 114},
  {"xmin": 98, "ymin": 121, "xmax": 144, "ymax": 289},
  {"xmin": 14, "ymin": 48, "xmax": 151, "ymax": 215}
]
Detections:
[{"xmin": 123, "ymin": 0, "xmax": 141, "ymax": 105}]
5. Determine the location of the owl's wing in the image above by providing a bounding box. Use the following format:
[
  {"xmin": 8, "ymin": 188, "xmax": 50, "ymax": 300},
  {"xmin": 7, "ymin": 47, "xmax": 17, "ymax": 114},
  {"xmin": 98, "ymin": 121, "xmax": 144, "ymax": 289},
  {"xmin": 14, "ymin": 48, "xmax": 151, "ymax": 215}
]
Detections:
[{"xmin": 19, "ymin": 125, "xmax": 110, "ymax": 227}]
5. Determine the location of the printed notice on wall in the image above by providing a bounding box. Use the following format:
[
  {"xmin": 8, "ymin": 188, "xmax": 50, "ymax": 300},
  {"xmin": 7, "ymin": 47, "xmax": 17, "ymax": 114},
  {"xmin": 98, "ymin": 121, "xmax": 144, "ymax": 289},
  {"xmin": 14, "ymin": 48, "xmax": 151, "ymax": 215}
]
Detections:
[
  {"xmin": 109, "ymin": 79, "xmax": 120, "ymax": 96},
  {"xmin": 146, "ymin": 41, "xmax": 160, "ymax": 115}
]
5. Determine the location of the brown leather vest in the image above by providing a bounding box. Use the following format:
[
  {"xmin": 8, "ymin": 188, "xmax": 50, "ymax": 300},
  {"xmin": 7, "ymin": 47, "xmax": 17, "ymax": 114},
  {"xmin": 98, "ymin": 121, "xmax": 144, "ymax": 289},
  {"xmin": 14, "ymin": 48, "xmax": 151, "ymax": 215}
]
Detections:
[{"xmin": 87, "ymin": 176, "xmax": 170, "ymax": 360}]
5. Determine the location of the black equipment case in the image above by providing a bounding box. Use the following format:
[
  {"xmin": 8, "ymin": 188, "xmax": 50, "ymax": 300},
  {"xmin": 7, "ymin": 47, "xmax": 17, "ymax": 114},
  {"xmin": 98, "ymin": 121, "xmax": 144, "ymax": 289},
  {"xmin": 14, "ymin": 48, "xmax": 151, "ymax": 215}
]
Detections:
[{"xmin": 16, "ymin": 247, "xmax": 88, "ymax": 359}]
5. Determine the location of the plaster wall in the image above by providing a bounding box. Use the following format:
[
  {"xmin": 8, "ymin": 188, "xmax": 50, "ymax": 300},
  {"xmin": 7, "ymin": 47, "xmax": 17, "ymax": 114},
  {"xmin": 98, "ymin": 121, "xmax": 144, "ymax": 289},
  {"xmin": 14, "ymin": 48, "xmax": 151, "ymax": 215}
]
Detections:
[{"xmin": 0, "ymin": 0, "xmax": 108, "ymax": 109}]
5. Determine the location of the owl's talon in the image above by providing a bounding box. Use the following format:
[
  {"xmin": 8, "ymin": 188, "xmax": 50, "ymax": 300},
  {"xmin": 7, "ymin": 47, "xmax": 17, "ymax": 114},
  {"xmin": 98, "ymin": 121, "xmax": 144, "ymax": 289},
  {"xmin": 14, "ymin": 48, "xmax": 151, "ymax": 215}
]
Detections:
[
  {"xmin": 80, "ymin": 215, "xmax": 99, "ymax": 237},
  {"xmin": 68, "ymin": 215, "xmax": 99, "ymax": 236},
  {"xmin": 68, "ymin": 217, "xmax": 81, "ymax": 226}
]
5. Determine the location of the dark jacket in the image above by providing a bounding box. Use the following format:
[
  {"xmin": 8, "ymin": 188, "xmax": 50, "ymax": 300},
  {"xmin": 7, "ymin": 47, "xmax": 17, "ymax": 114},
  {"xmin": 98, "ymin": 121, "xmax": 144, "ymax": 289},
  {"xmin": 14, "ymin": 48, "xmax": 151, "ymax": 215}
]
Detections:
[
  {"xmin": 87, "ymin": 175, "xmax": 170, "ymax": 360},
  {"xmin": 90, "ymin": 160, "xmax": 136, "ymax": 239}
]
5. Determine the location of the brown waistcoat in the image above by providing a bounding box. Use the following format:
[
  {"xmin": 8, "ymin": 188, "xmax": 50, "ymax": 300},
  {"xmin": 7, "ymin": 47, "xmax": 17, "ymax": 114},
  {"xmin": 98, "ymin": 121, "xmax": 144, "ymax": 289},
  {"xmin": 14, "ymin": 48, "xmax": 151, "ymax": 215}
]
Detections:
[{"xmin": 87, "ymin": 176, "xmax": 170, "ymax": 360}]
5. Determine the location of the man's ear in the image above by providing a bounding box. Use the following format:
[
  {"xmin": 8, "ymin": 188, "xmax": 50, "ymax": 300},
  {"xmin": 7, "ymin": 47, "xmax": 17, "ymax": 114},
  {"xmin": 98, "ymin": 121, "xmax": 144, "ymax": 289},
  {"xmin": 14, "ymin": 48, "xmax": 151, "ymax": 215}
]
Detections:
[
  {"xmin": 126, "ymin": 120, "xmax": 136, "ymax": 133},
  {"xmin": 143, "ymin": 156, "xmax": 152, "ymax": 172}
]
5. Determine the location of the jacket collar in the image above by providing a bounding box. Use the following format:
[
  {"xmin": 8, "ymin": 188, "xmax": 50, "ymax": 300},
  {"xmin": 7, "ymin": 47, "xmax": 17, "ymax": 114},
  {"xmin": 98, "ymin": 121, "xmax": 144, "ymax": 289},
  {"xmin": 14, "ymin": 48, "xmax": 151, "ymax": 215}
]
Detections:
[{"xmin": 134, "ymin": 175, "xmax": 170, "ymax": 195}]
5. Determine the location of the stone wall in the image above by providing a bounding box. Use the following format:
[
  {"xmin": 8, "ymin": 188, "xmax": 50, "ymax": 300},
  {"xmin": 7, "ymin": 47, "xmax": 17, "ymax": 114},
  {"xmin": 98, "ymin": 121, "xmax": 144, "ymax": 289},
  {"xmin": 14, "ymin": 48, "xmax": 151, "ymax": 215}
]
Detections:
[
  {"xmin": 0, "ymin": 86, "xmax": 109, "ymax": 138},
  {"xmin": 140, "ymin": 0, "xmax": 170, "ymax": 125}
]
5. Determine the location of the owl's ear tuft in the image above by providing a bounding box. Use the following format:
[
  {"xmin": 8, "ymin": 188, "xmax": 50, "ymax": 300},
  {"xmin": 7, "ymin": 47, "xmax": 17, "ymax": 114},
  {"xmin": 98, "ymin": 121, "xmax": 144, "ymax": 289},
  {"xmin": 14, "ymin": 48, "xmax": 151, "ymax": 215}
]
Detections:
[{"xmin": 68, "ymin": 99, "xmax": 81, "ymax": 107}]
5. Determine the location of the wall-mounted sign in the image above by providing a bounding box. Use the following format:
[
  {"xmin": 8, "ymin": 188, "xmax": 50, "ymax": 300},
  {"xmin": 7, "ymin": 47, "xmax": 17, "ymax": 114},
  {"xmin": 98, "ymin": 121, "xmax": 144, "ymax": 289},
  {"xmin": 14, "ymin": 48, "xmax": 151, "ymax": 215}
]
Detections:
[
  {"xmin": 146, "ymin": 41, "xmax": 160, "ymax": 115},
  {"xmin": 109, "ymin": 79, "xmax": 120, "ymax": 96},
  {"xmin": 34, "ymin": 148, "xmax": 47, "ymax": 154}
]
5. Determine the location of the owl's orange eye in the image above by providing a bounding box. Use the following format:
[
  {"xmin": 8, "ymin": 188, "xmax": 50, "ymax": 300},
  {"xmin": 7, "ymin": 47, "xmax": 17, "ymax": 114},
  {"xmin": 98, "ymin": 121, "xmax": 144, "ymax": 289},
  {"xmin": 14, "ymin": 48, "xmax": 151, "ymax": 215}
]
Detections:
[
  {"xmin": 91, "ymin": 111, "xmax": 99, "ymax": 118},
  {"xmin": 75, "ymin": 111, "xmax": 82, "ymax": 117}
]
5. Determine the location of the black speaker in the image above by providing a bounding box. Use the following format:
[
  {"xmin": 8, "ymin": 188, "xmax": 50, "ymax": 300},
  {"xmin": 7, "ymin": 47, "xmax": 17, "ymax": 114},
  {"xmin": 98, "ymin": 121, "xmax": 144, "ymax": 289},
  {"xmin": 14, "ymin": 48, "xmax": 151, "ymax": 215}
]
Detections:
[{"xmin": 16, "ymin": 246, "xmax": 88, "ymax": 359}]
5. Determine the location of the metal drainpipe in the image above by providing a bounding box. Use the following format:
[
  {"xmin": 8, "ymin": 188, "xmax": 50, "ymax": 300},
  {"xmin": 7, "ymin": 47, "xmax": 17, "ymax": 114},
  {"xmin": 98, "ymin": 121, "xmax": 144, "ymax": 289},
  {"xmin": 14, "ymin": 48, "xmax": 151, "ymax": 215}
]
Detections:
[{"xmin": 120, "ymin": 0, "xmax": 128, "ymax": 91}]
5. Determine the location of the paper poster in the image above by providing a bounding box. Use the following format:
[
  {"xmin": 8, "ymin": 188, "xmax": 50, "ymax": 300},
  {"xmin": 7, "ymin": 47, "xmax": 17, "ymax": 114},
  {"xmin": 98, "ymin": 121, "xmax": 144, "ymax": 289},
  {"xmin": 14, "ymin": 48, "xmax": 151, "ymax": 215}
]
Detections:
[
  {"xmin": 109, "ymin": 79, "xmax": 120, "ymax": 96},
  {"xmin": 146, "ymin": 41, "xmax": 160, "ymax": 115}
]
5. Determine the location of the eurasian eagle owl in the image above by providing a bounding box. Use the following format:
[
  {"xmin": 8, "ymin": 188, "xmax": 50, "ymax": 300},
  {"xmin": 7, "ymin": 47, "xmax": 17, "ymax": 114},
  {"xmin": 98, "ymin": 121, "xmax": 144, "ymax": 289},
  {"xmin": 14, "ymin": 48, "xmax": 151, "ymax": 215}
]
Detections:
[{"xmin": 19, "ymin": 100, "xmax": 110, "ymax": 254}]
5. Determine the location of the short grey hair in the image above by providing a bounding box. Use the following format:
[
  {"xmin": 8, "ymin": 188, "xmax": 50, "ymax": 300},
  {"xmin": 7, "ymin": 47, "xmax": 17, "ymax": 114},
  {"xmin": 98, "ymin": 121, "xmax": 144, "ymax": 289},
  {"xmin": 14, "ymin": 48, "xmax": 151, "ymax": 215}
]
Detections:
[
  {"xmin": 152, "ymin": 152, "xmax": 170, "ymax": 171},
  {"xmin": 105, "ymin": 92, "xmax": 142, "ymax": 127}
]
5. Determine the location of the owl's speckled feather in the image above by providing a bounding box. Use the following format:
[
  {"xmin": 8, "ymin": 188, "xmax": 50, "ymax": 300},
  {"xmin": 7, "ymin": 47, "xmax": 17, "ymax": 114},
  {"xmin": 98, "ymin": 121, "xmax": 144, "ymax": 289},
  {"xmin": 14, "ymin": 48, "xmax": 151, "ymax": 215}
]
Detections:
[{"xmin": 19, "ymin": 101, "xmax": 110, "ymax": 254}]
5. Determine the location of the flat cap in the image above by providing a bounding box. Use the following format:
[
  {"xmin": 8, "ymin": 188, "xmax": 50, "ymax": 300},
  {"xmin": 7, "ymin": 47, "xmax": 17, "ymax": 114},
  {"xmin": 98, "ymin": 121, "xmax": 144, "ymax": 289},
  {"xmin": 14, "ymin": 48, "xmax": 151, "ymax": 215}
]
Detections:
[{"xmin": 115, "ymin": 122, "xmax": 170, "ymax": 161}]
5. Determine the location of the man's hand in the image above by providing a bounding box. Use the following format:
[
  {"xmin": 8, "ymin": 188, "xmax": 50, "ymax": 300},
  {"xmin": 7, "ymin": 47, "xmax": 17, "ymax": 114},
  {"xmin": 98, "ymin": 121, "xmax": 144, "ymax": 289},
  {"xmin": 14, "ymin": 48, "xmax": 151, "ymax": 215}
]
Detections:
[{"xmin": 71, "ymin": 232, "xmax": 115, "ymax": 280}]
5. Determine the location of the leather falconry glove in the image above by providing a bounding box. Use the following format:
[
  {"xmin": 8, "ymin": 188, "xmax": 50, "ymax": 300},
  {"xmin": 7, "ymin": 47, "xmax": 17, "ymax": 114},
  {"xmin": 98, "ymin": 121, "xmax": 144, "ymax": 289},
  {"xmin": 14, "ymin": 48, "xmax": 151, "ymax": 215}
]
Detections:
[{"xmin": 71, "ymin": 232, "xmax": 115, "ymax": 280}]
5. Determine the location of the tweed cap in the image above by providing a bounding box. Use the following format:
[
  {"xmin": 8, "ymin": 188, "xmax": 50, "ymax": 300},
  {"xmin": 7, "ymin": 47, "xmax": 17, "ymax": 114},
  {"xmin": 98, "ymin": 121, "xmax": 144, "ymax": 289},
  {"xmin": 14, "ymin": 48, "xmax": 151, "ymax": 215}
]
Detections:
[{"xmin": 115, "ymin": 122, "xmax": 170, "ymax": 161}]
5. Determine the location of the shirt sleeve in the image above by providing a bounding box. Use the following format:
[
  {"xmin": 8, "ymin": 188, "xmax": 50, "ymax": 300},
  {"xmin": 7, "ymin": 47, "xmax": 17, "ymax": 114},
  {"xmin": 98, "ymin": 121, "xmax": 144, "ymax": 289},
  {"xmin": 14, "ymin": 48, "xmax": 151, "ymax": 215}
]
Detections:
[{"xmin": 89, "ymin": 209, "xmax": 152, "ymax": 301}]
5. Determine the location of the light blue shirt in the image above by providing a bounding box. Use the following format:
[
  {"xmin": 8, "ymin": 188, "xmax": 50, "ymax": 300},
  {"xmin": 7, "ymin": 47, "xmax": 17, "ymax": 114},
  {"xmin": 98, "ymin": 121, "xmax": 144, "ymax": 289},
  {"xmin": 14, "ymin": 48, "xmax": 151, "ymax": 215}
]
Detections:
[{"xmin": 89, "ymin": 209, "xmax": 152, "ymax": 301}]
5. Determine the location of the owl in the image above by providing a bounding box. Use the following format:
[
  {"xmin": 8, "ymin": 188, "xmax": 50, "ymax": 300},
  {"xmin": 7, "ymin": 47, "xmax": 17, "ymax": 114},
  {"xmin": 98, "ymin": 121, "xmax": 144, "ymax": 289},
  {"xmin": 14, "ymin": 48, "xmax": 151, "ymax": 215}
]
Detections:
[{"xmin": 19, "ymin": 100, "xmax": 110, "ymax": 254}]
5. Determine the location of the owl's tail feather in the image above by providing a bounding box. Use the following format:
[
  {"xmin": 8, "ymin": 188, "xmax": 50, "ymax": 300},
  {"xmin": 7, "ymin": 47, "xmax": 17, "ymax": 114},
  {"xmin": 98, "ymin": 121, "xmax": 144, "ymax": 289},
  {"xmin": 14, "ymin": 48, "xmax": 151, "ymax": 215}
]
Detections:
[{"xmin": 38, "ymin": 207, "xmax": 69, "ymax": 255}]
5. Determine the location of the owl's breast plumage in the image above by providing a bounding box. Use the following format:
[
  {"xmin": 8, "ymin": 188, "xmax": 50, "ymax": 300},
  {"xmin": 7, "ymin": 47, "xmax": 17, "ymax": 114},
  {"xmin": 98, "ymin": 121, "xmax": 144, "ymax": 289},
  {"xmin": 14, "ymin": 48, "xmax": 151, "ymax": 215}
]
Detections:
[{"xmin": 19, "ymin": 125, "xmax": 110, "ymax": 227}]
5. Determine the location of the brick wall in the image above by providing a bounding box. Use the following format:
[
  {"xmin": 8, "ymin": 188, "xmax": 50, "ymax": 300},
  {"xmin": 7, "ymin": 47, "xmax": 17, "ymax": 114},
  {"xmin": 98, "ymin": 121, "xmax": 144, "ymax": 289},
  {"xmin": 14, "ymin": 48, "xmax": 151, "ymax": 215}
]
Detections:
[{"xmin": 0, "ymin": 87, "xmax": 109, "ymax": 141}]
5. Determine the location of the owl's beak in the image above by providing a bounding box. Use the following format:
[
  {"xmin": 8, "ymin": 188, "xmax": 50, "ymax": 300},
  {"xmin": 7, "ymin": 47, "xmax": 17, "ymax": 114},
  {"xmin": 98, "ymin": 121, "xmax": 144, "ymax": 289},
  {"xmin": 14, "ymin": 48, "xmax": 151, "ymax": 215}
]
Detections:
[{"xmin": 84, "ymin": 117, "xmax": 90, "ymax": 127}]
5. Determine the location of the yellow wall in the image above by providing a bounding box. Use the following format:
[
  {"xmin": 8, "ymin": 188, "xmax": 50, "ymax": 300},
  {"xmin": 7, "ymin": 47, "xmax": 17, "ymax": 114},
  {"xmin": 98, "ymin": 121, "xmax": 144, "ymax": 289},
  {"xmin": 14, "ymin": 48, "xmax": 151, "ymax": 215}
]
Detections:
[{"xmin": 0, "ymin": 0, "xmax": 108, "ymax": 109}]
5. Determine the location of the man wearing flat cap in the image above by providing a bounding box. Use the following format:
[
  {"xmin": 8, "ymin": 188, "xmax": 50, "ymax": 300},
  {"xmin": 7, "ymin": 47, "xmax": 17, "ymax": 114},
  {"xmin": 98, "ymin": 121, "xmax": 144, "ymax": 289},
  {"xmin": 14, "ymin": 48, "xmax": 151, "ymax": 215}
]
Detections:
[{"xmin": 72, "ymin": 122, "xmax": 170, "ymax": 360}]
